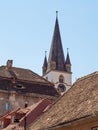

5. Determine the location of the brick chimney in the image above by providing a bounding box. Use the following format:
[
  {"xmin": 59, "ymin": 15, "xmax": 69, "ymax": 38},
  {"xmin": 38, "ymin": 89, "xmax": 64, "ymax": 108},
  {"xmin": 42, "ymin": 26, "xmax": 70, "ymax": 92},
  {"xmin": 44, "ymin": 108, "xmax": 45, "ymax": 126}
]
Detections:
[{"xmin": 6, "ymin": 60, "xmax": 13, "ymax": 68}]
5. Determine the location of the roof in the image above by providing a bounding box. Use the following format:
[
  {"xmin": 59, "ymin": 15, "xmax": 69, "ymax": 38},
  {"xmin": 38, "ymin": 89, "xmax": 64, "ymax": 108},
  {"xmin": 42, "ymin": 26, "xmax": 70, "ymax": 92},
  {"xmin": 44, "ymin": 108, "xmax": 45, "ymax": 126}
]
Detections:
[
  {"xmin": 0, "ymin": 66, "xmax": 50, "ymax": 85},
  {"xmin": 3, "ymin": 99, "xmax": 51, "ymax": 130},
  {"xmin": 0, "ymin": 65, "xmax": 59, "ymax": 97},
  {"xmin": 47, "ymin": 13, "xmax": 66, "ymax": 71},
  {"xmin": 28, "ymin": 71, "xmax": 98, "ymax": 130},
  {"xmin": 43, "ymin": 55, "xmax": 48, "ymax": 69},
  {"xmin": 65, "ymin": 50, "xmax": 71, "ymax": 65}
]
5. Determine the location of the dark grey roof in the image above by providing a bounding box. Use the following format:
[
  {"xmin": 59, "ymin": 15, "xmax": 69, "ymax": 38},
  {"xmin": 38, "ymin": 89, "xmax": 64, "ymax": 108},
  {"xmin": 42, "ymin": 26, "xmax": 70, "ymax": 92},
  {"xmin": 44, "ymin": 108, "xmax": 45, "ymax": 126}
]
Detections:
[
  {"xmin": 48, "ymin": 16, "xmax": 65, "ymax": 71},
  {"xmin": 0, "ymin": 66, "xmax": 59, "ymax": 97},
  {"xmin": 65, "ymin": 51, "xmax": 71, "ymax": 65},
  {"xmin": 43, "ymin": 55, "xmax": 47, "ymax": 69}
]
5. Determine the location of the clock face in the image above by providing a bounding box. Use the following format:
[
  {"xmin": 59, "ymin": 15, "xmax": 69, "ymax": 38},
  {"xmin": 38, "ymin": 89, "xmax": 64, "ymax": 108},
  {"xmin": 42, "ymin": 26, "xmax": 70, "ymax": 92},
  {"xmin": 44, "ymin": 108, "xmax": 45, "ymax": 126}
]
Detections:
[{"xmin": 58, "ymin": 84, "xmax": 66, "ymax": 92}]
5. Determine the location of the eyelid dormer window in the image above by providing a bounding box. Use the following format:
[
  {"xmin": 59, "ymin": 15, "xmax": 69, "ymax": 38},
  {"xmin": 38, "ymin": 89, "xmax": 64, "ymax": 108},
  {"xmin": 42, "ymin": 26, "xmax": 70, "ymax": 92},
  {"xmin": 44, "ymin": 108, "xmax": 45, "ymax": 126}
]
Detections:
[{"xmin": 13, "ymin": 83, "xmax": 25, "ymax": 89}]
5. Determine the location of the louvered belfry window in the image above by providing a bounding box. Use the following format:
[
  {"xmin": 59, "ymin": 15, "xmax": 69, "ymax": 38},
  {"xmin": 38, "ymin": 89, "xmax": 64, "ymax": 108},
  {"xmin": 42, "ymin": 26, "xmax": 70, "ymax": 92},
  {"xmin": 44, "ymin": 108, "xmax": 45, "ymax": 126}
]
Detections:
[{"xmin": 59, "ymin": 75, "xmax": 64, "ymax": 83}]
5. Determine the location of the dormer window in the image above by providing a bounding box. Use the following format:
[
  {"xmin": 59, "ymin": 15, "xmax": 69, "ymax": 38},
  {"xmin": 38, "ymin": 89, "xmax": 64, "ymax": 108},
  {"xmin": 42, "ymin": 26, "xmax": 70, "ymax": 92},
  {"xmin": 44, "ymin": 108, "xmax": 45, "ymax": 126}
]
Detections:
[
  {"xmin": 59, "ymin": 75, "xmax": 64, "ymax": 83},
  {"xmin": 13, "ymin": 83, "xmax": 25, "ymax": 89},
  {"xmin": 16, "ymin": 84, "xmax": 23, "ymax": 89}
]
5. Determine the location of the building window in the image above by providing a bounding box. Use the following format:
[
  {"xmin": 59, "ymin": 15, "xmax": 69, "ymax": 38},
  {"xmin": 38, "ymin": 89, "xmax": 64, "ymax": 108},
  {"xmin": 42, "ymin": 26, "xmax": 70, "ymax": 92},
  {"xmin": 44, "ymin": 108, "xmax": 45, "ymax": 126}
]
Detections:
[
  {"xmin": 67, "ymin": 66, "xmax": 71, "ymax": 72},
  {"xmin": 91, "ymin": 126, "xmax": 98, "ymax": 130},
  {"xmin": 59, "ymin": 75, "xmax": 64, "ymax": 83},
  {"xmin": 13, "ymin": 83, "xmax": 25, "ymax": 89},
  {"xmin": 5, "ymin": 103, "xmax": 11, "ymax": 111},
  {"xmin": 16, "ymin": 83, "xmax": 23, "ymax": 89}
]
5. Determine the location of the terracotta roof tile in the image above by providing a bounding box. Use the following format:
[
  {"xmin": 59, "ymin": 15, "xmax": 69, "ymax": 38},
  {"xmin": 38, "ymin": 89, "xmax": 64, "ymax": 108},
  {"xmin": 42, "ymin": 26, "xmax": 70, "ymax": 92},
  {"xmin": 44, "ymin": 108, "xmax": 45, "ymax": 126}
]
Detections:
[{"xmin": 3, "ymin": 99, "xmax": 51, "ymax": 130}]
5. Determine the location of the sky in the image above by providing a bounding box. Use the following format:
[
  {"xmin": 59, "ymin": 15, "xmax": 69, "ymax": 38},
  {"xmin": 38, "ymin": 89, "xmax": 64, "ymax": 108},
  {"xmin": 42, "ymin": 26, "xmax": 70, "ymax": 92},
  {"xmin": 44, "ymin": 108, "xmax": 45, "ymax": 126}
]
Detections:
[{"xmin": 0, "ymin": 0, "xmax": 98, "ymax": 83}]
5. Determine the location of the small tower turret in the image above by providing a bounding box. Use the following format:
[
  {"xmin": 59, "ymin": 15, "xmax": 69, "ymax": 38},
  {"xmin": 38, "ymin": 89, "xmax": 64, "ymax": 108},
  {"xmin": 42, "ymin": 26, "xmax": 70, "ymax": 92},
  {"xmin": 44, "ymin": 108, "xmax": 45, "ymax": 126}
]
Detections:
[
  {"xmin": 42, "ymin": 51, "xmax": 48, "ymax": 76},
  {"xmin": 65, "ymin": 48, "xmax": 71, "ymax": 73}
]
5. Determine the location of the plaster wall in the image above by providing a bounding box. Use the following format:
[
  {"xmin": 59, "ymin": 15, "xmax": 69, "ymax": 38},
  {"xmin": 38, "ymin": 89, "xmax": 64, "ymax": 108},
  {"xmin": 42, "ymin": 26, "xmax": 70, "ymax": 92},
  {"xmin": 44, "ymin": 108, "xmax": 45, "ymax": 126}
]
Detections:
[
  {"xmin": 43, "ymin": 70, "xmax": 72, "ymax": 93},
  {"xmin": 0, "ymin": 91, "xmax": 43, "ymax": 115}
]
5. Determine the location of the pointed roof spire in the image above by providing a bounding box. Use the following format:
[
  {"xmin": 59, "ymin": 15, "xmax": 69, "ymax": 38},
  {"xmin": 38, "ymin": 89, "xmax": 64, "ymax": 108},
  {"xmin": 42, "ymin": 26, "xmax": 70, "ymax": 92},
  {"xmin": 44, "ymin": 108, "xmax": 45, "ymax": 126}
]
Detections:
[
  {"xmin": 48, "ymin": 12, "xmax": 65, "ymax": 71},
  {"xmin": 43, "ymin": 51, "xmax": 48, "ymax": 69},
  {"xmin": 65, "ymin": 48, "xmax": 71, "ymax": 65},
  {"xmin": 56, "ymin": 11, "xmax": 58, "ymax": 19}
]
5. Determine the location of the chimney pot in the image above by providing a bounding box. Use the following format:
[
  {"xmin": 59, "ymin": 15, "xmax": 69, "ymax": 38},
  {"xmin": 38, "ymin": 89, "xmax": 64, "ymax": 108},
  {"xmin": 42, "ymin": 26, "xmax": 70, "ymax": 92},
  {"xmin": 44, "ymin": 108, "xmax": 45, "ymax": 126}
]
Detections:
[{"xmin": 6, "ymin": 60, "xmax": 13, "ymax": 68}]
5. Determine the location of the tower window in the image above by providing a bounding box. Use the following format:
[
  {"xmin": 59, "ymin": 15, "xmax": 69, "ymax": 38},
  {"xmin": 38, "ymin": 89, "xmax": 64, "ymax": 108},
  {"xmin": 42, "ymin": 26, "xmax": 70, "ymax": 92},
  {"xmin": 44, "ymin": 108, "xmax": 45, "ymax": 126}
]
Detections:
[
  {"xmin": 67, "ymin": 66, "xmax": 71, "ymax": 72},
  {"xmin": 59, "ymin": 75, "xmax": 64, "ymax": 83}
]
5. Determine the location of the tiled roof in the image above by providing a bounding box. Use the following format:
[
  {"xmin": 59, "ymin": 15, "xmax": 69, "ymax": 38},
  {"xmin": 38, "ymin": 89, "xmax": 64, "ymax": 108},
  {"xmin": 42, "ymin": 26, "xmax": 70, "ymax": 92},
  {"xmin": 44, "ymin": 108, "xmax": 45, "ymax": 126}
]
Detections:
[
  {"xmin": 2, "ymin": 99, "xmax": 51, "ymax": 130},
  {"xmin": 28, "ymin": 71, "xmax": 98, "ymax": 130},
  {"xmin": 0, "ymin": 66, "xmax": 59, "ymax": 97},
  {"xmin": 0, "ymin": 66, "xmax": 51, "ymax": 85}
]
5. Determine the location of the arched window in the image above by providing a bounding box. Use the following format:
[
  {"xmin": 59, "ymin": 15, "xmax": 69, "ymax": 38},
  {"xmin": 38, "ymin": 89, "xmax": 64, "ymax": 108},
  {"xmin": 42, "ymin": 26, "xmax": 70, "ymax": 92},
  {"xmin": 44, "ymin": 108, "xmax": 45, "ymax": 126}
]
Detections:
[{"xmin": 59, "ymin": 75, "xmax": 64, "ymax": 83}]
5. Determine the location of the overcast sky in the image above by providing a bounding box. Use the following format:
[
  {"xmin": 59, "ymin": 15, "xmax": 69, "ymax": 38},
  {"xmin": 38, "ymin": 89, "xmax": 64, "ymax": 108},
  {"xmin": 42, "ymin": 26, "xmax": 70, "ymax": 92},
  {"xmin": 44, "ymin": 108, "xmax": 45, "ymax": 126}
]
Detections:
[{"xmin": 0, "ymin": 0, "xmax": 98, "ymax": 82}]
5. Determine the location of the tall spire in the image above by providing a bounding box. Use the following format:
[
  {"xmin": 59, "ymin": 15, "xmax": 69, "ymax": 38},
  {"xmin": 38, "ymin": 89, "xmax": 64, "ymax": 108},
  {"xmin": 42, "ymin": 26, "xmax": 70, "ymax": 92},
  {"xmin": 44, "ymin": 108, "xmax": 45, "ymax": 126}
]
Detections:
[{"xmin": 47, "ymin": 11, "xmax": 65, "ymax": 72}]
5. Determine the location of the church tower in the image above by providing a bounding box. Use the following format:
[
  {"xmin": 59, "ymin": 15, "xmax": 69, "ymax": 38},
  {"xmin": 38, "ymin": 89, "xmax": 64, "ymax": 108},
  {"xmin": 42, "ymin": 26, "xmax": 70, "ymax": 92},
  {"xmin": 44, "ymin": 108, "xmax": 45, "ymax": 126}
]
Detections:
[{"xmin": 42, "ymin": 12, "xmax": 72, "ymax": 94}]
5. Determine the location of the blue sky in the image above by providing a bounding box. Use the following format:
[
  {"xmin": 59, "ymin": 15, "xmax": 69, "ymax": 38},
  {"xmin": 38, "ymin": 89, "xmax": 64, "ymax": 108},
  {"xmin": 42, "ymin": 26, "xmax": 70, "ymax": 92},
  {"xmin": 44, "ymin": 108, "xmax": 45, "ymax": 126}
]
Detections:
[{"xmin": 0, "ymin": 0, "xmax": 98, "ymax": 82}]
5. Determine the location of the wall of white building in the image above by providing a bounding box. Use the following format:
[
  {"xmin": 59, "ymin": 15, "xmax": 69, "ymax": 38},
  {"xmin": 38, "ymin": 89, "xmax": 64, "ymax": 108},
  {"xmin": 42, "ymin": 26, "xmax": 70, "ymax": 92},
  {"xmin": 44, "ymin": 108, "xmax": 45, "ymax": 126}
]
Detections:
[{"xmin": 43, "ymin": 70, "xmax": 72, "ymax": 93}]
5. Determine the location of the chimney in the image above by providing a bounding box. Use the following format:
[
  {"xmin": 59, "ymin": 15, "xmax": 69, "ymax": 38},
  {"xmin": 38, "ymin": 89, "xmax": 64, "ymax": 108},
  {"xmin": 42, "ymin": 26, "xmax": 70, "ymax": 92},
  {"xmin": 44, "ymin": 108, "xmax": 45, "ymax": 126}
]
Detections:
[{"xmin": 6, "ymin": 60, "xmax": 13, "ymax": 68}]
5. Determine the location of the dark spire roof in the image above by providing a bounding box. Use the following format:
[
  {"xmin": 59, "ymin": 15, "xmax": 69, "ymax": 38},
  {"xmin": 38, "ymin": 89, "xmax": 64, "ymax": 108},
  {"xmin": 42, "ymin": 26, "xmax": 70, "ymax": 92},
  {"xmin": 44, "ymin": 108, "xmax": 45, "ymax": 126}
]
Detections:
[
  {"xmin": 65, "ymin": 48, "xmax": 71, "ymax": 65},
  {"xmin": 48, "ymin": 12, "xmax": 65, "ymax": 71},
  {"xmin": 43, "ymin": 51, "xmax": 48, "ymax": 69}
]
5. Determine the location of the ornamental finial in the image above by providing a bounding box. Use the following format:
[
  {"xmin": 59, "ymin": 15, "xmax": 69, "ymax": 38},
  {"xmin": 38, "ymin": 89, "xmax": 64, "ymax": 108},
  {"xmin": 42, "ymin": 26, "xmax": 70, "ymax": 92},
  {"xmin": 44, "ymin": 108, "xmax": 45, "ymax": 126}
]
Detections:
[{"xmin": 56, "ymin": 11, "xmax": 58, "ymax": 18}]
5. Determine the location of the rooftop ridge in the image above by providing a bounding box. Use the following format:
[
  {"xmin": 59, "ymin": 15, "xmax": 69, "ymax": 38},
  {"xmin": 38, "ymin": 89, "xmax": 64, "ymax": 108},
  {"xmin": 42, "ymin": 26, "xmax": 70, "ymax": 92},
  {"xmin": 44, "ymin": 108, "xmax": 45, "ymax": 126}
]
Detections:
[{"xmin": 76, "ymin": 71, "xmax": 98, "ymax": 83}]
